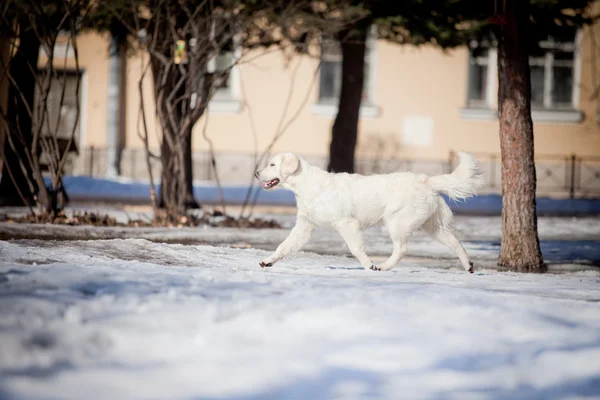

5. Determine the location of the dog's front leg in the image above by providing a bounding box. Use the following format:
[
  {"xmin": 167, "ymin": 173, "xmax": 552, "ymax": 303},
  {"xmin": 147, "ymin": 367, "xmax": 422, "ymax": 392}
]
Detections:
[
  {"xmin": 259, "ymin": 217, "xmax": 315, "ymax": 268},
  {"xmin": 333, "ymin": 219, "xmax": 374, "ymax": 270}
]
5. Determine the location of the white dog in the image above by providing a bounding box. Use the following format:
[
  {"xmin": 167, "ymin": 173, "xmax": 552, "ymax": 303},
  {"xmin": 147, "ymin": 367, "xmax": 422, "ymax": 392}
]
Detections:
[{"xmin": 256, "ymin": 152, "xmax": 484, "ymax": 272}]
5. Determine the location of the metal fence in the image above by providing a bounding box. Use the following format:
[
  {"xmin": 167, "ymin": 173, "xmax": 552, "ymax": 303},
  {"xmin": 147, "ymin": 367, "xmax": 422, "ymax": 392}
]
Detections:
[
  {"xmin": 468, "ymin": 152, "xmax": 600, "ymax": 199},
  {"xmin": 355, "ymin": 151, "xmax": 600, "ymax": 198},
  {"xmin": 5, "ymin": 146, "xmax": 600, "ymax": 199}
]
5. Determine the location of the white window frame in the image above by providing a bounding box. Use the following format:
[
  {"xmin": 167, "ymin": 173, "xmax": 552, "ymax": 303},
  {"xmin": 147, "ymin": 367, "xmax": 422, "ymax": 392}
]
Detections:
[
  {"xmin": 465, "ymin": 40, "xmax": 497, "ymax": 110},
  {"xmin": 207, "ymin": 32, "xmax": 243, "ymax": 114},
  {"xmin": 461, "ymin": 31, "xmax": 583, "ymax": 123},
  {"xmin": 40, "ymin": 42, "xmax": 75, "ymax": 59},
  {"xmin": 312, "ymin": 26, "xmax": 380, "ymax": 118}
]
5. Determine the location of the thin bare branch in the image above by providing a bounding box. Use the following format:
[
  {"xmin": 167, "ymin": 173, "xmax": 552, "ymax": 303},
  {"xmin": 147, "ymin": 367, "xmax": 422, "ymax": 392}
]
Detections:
[
  {"xmin": 138, "ymin": 52, "xmax": 159, "ymax": 212},
  {"xmin": 239, "ymin": 57, "xmax": 321, "ymax": 218}
]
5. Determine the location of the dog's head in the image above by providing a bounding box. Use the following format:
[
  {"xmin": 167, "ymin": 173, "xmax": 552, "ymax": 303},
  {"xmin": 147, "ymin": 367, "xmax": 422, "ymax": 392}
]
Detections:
[{"xmin": 255, "ymin": 153, "xmax": 300, "ymax": 190}]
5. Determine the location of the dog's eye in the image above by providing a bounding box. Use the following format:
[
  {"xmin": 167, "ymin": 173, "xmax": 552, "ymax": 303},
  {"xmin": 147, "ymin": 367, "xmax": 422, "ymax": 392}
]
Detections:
[{"xmin": 270, "ymin": 163, "xmax": 275, "ymax": 166}]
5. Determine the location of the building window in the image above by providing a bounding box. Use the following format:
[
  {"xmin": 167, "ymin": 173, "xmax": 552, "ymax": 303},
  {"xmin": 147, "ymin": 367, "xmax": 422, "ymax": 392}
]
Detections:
[
  {"xmin": 313, "ymin": 28, "xmax": 379, "ymax": 117},
  {"xmin": 205, "ymin": 32, "xmax": 242, "ymax": 113},
  {"xmin": 529, "ymin": 38, "xmax": 576, "ymax": 109},
  {"xmin": 210, "ymin": 37, "xmax": 236, "ymax": 101},
  {"xmin": 466, "ymin": 44, "xmax": 495, "ymax": 108},
  {"xmin": 34, "ymin": 70, "xmax": 82, "ymax": 174},
  {"xmin": 35, "ymin": 70, "xmax": 82, "ymax": 142},
  {"xmin": 462, "ymin": 32, "xmax": 582, "ymax": 122},
  {"xmin": 317, "ymin": 31, "xmax": 375, "ymax": 106}
]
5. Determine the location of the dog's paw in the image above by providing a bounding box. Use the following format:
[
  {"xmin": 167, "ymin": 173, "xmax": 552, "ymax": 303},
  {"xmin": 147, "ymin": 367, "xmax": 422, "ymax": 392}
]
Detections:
[
  {"xmin": 369, "ymin": 265, "xmax": 381, "ymax": 271},
  {"xmin": 468, "ymin": 261, "xmax": 474, "ymax": 274},
  {"xmin": 259, "ymin": 260, "xmax": 274, "ymax": 268}
]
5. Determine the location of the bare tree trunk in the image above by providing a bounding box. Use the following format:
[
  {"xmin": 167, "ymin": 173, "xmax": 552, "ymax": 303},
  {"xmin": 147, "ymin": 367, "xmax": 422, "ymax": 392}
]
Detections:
[
  {"xmin": 156, "ymin": 118, "xmax": 199, "ymax": 211},
  {"xmin": 0, "ymin": 35, "xmax": 8, "ymax": 140},
  {"xmin": 182, "ymin": 127, "xmax": 199, "ymax": 209},
  {"xmin": 152, "ymin": 61, "xmax": 200, "ymax": 211},
  {"xmin": 157, "ymin": 129, "xmax": 198, "ymax": 210},
  {"xmin": 157, "ymin": 133, "xmax": 171, "ymax": 208},
  {"xmin": 327, "ymin": 26, "xmax": 367, "ymax": 174},
  {"xmin": 497, "ymin": 0, "xmax": 546, "ymax": 272},
  {"xmin": 0, "ymin": 18, "xmax": 40, "ymax": 206},
  {"xmin": 152, "ymin": 56, "xmax": 199, "ymax": 211}
]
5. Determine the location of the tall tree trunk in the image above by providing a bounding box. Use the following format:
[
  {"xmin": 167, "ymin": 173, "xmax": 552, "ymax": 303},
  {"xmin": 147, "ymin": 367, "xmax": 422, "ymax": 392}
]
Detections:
[
  {"xmin": 151, "ymin": 55, "xmax": 200, "ymax": 211},
  {"xmin": 156, "ymin": 112, "xmax": 199, "ymax": 211},
  {"xmin": 497, "ymin": 0, "xmax": 545, "ymax": 272},
  {"xmin": 0, "ymin": 20, "xmax": 40, "ymax": 206},
  {"xmin": 327, "ymin": 26, "xmax": 367, "ymax": 174},
  {"xmin": 182, "ymin": 127, "xmax": 199, "ymax": 209},
  {"xmin": 0, "ymin": 35, "xmax": 8, "ymax": 144},
  {"xmin": 157, "ymin": 133, "xmax": 171, "ymax": 208}
]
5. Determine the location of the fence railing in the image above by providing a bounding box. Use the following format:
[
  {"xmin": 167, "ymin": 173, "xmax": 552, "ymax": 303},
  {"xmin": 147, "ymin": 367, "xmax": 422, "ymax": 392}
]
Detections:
[
  {"xmin": 3, "ymin": 147, "xmax": 600, "ymax": 199},
  {"xmin": 463, "ymin": 152, "xmax": 600, "ymax": 199},
  {"xmin": 354, "ymin": 151, "xmax": 600, "ymax": 199}
]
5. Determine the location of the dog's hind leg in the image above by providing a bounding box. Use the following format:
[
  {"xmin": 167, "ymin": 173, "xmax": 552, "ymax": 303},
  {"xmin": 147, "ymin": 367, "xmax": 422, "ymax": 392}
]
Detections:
[
  {"xmin": 375, "ymin": 209, "xmax": 430, "ymax": 271},
  {"xmin": 432, "ymin": 230, "xmax": 474, "ymax": 273},
  {"xmin": 422, "ymin": 200, "xmax": 474, "ymax": 273},
  {"xmin": 333, "ymin": 219, "xmax": 374, "ymax": 270},
  {"xmin": 374, "ymin": 234, "xmax": 408, "ymax": 271}
]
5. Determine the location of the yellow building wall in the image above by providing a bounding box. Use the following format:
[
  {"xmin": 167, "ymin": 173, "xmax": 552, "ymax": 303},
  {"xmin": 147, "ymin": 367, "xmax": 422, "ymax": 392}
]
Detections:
[{"xmin": 75, "ymin": 24, "xmax": 600, "ymax": 161}]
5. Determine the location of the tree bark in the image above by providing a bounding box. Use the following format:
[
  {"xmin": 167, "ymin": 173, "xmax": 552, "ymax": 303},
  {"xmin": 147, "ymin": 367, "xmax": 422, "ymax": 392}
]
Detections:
[
  {"xmin": 497, "ymin": 0, "xmax": 546, "ymax": 272},
  {"xmin": 157, "ymin": 132, "xmax": 171, "ymax": 209},
  {"xmin": 327, "ymin": 26, "xmax": 367, "ymax": 174},
  {"xmin": 0, "ymin": 20, "xmax": 40, "ymax": 206},
  {"xmin": 156, "ymin": 127, "xmax": 199, "ymax": 210},
  {"xmin": 182, "ymin": 127, "xmax": 198, "ymax": 209},
  {"xmin": 151, "ymin": 54, "xmax": 200, "ymax": 211},
  {"xmin": 0, "ymin": 35, "xmax": 8, "ymax": 142}
]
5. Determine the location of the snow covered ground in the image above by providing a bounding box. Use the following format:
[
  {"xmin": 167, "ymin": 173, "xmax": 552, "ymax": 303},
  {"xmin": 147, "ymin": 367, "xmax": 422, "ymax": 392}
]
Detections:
[
  {"xmin": 2, "ymin": 211, "xmax": 600, "ymax": 271},
  {"xmin": 1, "ymin": 237, "xmax": 600, "ymax": 400}
]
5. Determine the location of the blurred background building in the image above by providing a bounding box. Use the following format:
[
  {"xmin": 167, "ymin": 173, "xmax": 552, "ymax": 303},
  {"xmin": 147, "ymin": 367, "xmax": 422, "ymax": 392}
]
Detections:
[{"xmin": 3, "ymin": 21, "xmax": 600, "ymax": 198}]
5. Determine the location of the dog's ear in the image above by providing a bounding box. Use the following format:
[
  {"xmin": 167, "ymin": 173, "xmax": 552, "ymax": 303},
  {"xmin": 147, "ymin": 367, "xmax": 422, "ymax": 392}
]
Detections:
[{"xmin": 280, "ymin": 153, "xmax": 300, "ymax": 177}]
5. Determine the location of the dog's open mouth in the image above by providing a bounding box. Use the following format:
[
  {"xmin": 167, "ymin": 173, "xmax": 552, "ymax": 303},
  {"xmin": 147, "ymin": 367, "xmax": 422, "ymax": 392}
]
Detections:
[{"xmin": 262, "ymin": 178, "xmax": 280, "ymax": 190}]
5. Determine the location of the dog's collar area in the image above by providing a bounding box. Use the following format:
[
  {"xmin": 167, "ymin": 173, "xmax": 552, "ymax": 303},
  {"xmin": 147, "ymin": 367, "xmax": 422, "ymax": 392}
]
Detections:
[{"xmin": 262, "ymin": 178, "xmax": 280, "ymax": 189}]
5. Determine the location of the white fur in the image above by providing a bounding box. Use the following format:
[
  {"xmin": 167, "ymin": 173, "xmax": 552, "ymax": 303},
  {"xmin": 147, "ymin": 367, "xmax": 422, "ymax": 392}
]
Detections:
[{"xmin": 256, "ymin": 152, "xmax": 484, "ymax": 272}]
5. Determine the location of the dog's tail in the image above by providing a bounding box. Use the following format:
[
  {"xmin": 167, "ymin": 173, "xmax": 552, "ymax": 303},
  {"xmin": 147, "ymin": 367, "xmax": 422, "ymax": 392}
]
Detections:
[{"xmin": 428, "ymin": 152, "xmax": 484, "ymax": 201}]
